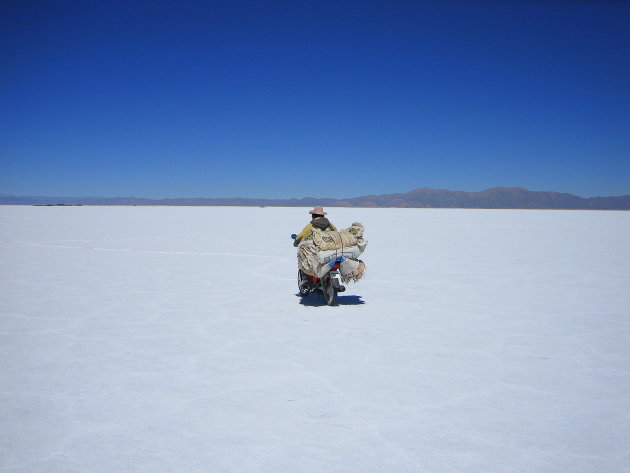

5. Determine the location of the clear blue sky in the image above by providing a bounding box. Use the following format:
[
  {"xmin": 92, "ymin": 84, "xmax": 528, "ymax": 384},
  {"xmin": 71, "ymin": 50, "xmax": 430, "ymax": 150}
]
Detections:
[{"xmin": 1, "ymin": 0, "xmax": 628, "ymax": 198}]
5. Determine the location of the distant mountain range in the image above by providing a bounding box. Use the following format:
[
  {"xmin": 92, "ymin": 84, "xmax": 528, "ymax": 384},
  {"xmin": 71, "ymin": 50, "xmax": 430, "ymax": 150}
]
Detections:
[{"xmin": 1, "ymin": 187, "xmax": 629, "ymax": 210}]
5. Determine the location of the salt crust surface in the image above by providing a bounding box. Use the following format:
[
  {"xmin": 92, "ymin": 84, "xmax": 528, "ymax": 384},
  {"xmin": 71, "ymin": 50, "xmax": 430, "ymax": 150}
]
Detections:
[{"xmin": 1, "ymin": 206, "xmax": 629, "ymax": 472}]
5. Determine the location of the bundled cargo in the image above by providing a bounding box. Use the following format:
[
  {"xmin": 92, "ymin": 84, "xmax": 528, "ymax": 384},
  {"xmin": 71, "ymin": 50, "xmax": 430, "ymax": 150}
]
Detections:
[
  {"xmin": 338, "ymin": 258, "xmax": 366, "ymax": 283},
  {"xmin": 297, "ymin": 222, "xmax": 367, "ymax": 283}
]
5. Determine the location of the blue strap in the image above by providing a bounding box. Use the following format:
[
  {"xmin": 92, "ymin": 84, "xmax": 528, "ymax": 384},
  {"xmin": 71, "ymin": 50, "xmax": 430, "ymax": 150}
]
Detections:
[{"xmin": 329, "ymin": 257, "xmax": 345, "ymax": 267}]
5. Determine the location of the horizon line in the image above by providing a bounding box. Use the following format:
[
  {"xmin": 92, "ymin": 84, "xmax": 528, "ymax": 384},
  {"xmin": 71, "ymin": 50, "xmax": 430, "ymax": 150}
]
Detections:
[{"xmin": 2, "ymin": 186, "xmax": 630, "ymax": 200}]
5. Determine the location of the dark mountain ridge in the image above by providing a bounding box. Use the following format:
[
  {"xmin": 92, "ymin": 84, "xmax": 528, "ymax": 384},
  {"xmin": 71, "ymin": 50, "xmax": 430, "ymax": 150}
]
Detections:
[{"xmin": 1, "ymin": 187, "xmax": 629, "ymax": 210}]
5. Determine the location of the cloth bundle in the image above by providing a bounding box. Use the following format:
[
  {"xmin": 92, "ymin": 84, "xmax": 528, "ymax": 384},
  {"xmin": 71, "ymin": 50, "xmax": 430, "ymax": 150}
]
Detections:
[
  {"xmin": 298, "ymin": 222, "xmax": 367, "ymax": 282},
  {"xmin": 311, "ymin": 222, "xmax": 364, "ymax": 250},
  {"xmin": 339, "ymin": 258, "xmax": 366, "ymax": 283},
  {"xmin": 316, "ymin": 245, "xmax": 364, "ymax": 264}
]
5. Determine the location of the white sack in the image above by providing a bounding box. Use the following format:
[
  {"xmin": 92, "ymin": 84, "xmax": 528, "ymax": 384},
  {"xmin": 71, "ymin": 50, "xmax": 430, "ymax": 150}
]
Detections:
[{"xmin": 316, "ymin": 245, "xmax": 364, "ymax": 264}]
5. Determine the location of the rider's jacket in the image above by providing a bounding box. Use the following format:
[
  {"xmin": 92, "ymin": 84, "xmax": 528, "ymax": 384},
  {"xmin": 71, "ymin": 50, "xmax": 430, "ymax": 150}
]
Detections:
[{"xmin": 294, "ymin": 217, "xmax": 337, "ymax": 246}]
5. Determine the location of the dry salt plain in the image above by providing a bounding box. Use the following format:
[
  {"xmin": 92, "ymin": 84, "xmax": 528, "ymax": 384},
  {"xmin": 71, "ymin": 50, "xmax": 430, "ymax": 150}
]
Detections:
[{"xmin": 1, "ymin": 205, "xmax": 629, "ymax": 473}]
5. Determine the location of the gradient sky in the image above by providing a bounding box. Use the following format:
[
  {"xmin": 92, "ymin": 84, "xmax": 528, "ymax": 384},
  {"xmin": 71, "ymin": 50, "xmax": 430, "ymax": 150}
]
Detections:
[{"xmin": 1, "ymin": 0, "xmax": 628, "ymax": 199}]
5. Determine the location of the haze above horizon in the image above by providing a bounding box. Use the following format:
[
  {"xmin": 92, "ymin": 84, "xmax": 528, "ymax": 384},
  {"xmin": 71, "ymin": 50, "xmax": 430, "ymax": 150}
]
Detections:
[{"xmin": 1, "ymin": 0, "xmax": 628, "ymax": 199}]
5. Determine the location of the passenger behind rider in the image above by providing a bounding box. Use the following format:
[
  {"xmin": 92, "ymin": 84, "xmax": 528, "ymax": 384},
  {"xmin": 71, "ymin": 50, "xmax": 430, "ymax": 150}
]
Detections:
[{"xmin": 293, "ymin": 206, "xmax": 337, "ymax": 247}]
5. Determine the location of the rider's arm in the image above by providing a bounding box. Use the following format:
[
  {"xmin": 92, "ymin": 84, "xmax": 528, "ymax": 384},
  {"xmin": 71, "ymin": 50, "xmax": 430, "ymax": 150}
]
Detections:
[{"xmin": 293, "ymin": 223, "xmax": 312, "ymax": 246}]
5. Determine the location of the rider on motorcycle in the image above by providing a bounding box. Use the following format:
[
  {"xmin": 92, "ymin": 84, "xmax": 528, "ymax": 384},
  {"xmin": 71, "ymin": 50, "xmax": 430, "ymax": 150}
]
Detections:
[{"xmin": 293, "ymin": 206, "xmax": 337, "ymax": 247}]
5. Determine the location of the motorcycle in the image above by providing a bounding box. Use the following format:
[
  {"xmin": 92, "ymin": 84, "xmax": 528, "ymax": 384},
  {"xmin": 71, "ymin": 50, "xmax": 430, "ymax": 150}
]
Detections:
[
  {"xmin": 297, "ymin": 259, "xmax": 346, "ymax": 306},
  {"xmin": 292, "ymin": 234, "xmax": 345, "ymax": 306}
]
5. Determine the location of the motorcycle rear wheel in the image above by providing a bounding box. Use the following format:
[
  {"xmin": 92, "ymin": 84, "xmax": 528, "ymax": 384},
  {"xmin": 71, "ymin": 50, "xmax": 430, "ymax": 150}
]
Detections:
[{"xmin": 322, "ymin": 275, "xmax": 338, "ymax": 306}]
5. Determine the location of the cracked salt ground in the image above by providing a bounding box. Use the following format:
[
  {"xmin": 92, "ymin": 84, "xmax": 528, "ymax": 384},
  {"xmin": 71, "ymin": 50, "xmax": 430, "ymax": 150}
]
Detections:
[{"xmin": 1, "ymin": 205, "xmax": 629, "ymax": 472}]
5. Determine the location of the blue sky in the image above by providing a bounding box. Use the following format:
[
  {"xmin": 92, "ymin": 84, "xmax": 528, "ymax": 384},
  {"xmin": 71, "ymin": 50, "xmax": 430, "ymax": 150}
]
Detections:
[{"xmin": 1, "ymin": 0, "xmax": 628, "ymax": 198}]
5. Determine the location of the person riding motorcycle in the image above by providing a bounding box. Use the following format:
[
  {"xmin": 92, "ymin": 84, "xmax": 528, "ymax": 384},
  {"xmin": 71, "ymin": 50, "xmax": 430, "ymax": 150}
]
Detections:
[{"xmin": 293, "ymin": 206, "xmax": 337, "ymax": 247}]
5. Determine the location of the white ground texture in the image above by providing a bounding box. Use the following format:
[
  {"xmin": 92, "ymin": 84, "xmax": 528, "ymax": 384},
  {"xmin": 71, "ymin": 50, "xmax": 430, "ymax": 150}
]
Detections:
[{"xmin": 1, "ymin": 206, "xmax": 629, "ymax": 473}]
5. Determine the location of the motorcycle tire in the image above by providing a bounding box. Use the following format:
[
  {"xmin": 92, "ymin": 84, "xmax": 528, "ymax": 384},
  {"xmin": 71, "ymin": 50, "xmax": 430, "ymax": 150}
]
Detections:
[
  {"xmin": 297, "ymin": 270, "xmax": 310, "ymax": 297},
  {"xmin": 322, "ymin": 274, "xmax": 338, "ymax": 306}
]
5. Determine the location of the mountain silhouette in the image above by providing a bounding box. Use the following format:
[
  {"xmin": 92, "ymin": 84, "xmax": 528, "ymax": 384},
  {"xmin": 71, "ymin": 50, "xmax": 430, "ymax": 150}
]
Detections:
[{"xmin": 1, "ymin": 187, "xmax": 629, "ymax": 209}]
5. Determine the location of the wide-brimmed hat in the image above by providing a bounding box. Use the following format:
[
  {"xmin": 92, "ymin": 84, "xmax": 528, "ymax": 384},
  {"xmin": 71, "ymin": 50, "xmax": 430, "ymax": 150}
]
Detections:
[{"xmin": 309, "ymin": 206, "xmax": 327, "ymax": 215}]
